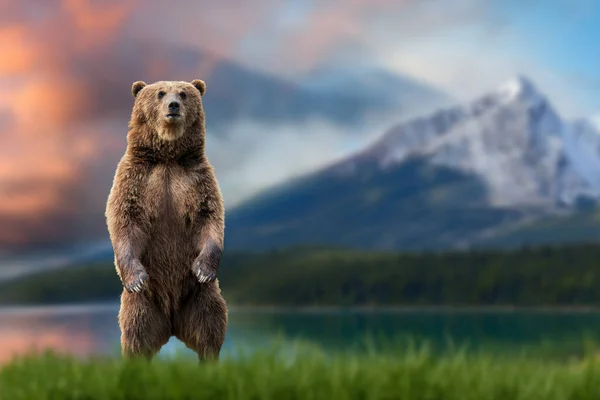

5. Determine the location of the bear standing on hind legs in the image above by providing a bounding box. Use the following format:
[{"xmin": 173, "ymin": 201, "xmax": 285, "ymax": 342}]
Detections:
[{"xmin": 105, "ymin": 79, "xmax": 228, "ymax": 361}]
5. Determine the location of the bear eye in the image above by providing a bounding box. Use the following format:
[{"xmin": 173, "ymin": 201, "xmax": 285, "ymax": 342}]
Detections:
[
  {"xmin": 179, "ymin": 92, "xmax": 187, "ymax": 100},
  {"xmin": 157, "ymin": 91, "xmax": 165, "ymax": 99}
]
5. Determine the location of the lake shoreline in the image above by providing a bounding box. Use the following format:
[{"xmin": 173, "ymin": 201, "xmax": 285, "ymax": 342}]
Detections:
[{"xmin": 4, "ymin": 302, "xmax": 600, "ymax": 315}]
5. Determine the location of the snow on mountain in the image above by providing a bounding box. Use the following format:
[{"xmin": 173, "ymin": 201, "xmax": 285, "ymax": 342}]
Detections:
[{"xmin": 340, "ymin": 75, "xmax": 600, "ymax": 209}]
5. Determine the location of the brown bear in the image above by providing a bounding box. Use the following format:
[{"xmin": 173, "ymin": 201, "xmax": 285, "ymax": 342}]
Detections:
[{"xmin": 105, "ymin": 79, "xmax": 227, "ymax": 361}]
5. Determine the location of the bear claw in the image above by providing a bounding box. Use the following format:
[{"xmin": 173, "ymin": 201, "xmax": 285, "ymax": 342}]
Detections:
[
  {"xmin": 194, "ymin": 268, "xmax": 216, "ymax": 283},
  {"xmin": 192, "ymin": 258, "xmax": 216, "ymax": 283},
  {"xmin": 125, "ymin": 270, "xmax": 148, "ymax": 293}
]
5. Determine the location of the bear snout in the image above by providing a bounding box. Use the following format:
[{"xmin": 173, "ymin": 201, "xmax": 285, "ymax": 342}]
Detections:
[
  {"xmin": 168, "ymin": 101, "xmax": 180, "ymax": 112},
  {"xmin": 165, "ymin": 100, "xmax": 182, "ymax": 120}
]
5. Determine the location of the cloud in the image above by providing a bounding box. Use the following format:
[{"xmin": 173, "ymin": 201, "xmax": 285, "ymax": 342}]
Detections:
[
  {"xmin": 263, "ymin": 0, "xmax": 413, "ymax": 74},
  {"xmin": 0, "ymin": 0, "xmax": 137, "ymax": 251},
  {"xmin": 230, "ymin": 0, "xmax": 525, "ymax": 77},
  {"xmin": 383, "ymin": 29, "xmax": 592, "ymax": 118},
  {"xmin": 130, "ymin": 0, "xmax": 419, "ymax": 78},
  {"xmin": 128, "ymin": 0, "xmax": 282, "ymax": 80},
  {"xmin": 62, "ymin": 0, "xmax": 136, "ymax": 47},
  {"xmin": 0, "ymin": 27, "xmax": 36, "ymax": 75},
  {"xmin": 207, "ymin": 116, "xmax": 392, "ymax": 208},
  {"xmin": 369, "ymin": 0, "xmax": 598, "ymax": 117},
  {"xmin": 0, "ymin": 119, "xmax": 124, "ymax": 249}
]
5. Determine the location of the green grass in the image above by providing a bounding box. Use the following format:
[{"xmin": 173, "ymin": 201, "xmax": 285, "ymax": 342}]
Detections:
[{"xmin": 4, "ymin": 341, "xmax": 600, "ymax": 399}]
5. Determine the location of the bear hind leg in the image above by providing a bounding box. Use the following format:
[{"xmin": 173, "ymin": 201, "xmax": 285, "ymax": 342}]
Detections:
[
  {"xmin": 118, "ymin": 290, "xmax": 171, "ymax": 360},
  {"xmin": 174, "ymin": 282, "xmax": 228, "ymax": 361}
]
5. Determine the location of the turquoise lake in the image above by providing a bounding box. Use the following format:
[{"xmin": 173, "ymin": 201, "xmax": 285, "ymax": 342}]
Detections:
[{"xmin": 2, "ymin": 304, "xmax": 600, "ymax": 363}]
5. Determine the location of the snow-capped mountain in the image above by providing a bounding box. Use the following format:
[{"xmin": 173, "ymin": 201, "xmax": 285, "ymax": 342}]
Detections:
[
  {"xmin": 339, "ymin": 75, "xmax": 600, "ymax": 208},
  {"xmin": 225, "ymin": 75, "xmax": 600, "ymax": 251}
]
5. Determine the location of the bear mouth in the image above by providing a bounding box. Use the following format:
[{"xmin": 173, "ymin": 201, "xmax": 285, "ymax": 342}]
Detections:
[{"xmin": 165, "ymin": 113, "xmax": 181, "ymax": 119}]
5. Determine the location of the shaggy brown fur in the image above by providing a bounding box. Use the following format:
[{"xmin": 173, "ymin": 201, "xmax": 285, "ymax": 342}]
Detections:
[{"xmin": 105, "ymin": 79, "xmax": 227, "ymax": 361}]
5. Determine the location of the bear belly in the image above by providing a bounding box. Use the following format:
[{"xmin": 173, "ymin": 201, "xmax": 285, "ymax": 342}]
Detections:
[{"xmin": 141, "ymin": 164, "xmax": 199, "ymax": 309}]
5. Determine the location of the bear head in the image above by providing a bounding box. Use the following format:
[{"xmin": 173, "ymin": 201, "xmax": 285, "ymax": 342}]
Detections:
[{"xmin": 129, "ymin": 79, "xmax": 207, "ymax": 141}]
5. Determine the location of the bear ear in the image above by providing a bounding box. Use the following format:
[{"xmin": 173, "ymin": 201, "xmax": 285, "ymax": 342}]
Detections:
[
  {"xmin": 131, "ymin": 81, "xmax": 147, "ymax": 98},
  {"xmin": 191, "ymin": 79, "xmax": 206, "ymax": 96}
]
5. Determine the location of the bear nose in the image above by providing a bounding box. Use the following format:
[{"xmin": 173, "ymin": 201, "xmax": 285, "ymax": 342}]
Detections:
[{"xmin": 168, "ymin": 101, "xmax": 180, "ymax": 112}]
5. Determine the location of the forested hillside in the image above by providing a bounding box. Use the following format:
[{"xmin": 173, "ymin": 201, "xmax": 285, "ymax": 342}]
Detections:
[{"xmin": 2, "ymin": 243, "xmax": 600, "ymax": 307}]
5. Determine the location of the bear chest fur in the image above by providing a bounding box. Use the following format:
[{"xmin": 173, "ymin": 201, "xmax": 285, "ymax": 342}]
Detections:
[{"xmin": 143, "ymin": 164, "xmax": 203, "ymax": 231}]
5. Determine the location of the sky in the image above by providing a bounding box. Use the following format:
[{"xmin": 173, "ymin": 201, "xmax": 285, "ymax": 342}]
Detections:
[{"xmin": 0, "ymin": 0, "xmax": 599, "ymax": 254}]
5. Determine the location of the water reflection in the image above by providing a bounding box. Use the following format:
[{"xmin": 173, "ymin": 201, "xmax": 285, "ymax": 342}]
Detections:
[
  {"xmin": 0, "ymin": 304, "xmax": 120, "ymax": 363},
  {"xmin": 3, "ymin": 304, "xmax": 600, "ymax": 364}
]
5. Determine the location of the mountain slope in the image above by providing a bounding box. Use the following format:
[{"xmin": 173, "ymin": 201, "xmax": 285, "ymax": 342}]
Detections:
[
  {"xmin": 471, "ymin": 207, "xmax": 600, "ymax": 249},
  {"xmin": 226, "ymin": 156, "xmax": 526, "ymax": 251},
  {"xmin": 225, "ymin": 76, "xmax": 600, "ymax": 251}
]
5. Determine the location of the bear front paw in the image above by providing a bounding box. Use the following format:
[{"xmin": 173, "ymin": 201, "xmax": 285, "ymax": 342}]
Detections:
[
  {"xmin": 124, "ymin": 269, "xmax": 149, "ymax": 293},
  {"xmin": 192, "ymin": 258, "xmax": 216, "ymax": 283}
]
